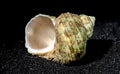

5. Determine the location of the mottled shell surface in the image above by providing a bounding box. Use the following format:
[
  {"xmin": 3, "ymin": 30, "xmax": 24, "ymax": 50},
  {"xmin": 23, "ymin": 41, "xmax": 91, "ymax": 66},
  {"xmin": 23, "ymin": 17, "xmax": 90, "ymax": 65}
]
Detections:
[
  {"xmin": 50, "ymin": 13, "xmax": 95, "ymax": 64},
  {"xmin": 25, "ymin": 12, "xmax": 95, "ymax": 64}
]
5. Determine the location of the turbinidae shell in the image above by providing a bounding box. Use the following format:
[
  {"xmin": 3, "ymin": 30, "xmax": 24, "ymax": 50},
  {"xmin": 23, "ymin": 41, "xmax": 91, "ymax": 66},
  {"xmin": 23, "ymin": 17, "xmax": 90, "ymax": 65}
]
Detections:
[{"xmin": 25, "ymin": 12, "xmax": 95, "ymax": 64}]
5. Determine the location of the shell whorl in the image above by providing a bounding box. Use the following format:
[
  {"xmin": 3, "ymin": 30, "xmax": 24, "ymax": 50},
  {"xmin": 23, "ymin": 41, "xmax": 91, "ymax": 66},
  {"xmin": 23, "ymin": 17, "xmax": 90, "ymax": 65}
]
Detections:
[{"xmin": 50, "ymin": 12, "xmax": 95, "ymax": 64}]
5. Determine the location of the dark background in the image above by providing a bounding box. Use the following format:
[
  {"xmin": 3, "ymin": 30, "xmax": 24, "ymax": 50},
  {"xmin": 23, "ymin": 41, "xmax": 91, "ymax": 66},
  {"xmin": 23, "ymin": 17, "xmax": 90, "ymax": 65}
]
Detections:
[
  {"xmin": 0, "ymin": 0, "xmax": 120, "ymax": 40},
  {"xmin": 0, "ymin": 1, "xmax": 120, "ymax": 74}
]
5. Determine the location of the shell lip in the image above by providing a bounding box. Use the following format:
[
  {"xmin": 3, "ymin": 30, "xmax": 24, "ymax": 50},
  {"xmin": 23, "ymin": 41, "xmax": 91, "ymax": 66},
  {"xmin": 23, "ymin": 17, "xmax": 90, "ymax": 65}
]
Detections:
[
  {"xmin": 25, "ymin": 14, "xmax": 56, "ymax": 33},
  {"xmin": 25, "ymin": 37, "xmax": 55, "ymax": 54},
  {"xmin": 25, "ymin": 14, "xmax": 56, "ymax": 55}
]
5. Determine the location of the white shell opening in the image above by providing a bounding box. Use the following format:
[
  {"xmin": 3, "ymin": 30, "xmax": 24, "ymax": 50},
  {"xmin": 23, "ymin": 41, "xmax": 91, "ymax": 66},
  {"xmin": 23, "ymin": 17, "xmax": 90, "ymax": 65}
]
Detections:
[{"xmin": 25, "ymin": 14, "xmax": 56, "ymax": 54}]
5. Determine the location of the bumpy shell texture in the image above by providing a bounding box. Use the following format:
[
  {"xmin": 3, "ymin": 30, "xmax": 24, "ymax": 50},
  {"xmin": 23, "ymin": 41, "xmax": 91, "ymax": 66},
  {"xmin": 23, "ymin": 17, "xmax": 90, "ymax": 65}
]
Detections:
[{"xmin": 25, "ymin": 12, "xmax": 95, "ymax": 64}]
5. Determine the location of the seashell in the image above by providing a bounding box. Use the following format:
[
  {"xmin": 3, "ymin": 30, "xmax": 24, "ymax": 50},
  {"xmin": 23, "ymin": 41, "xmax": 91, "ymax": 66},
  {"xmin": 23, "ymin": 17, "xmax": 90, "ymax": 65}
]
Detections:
[{"xmin": 25, "ymin": 12, "xmax": 95, "ymax": 64}]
